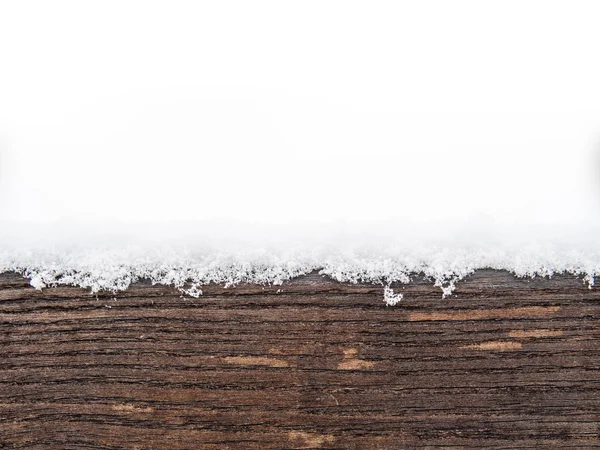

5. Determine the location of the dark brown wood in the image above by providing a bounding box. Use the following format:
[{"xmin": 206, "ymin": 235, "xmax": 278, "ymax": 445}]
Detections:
[{"xmin": 1, "ymin": 269, "xmax": 599, "ymax": 449}]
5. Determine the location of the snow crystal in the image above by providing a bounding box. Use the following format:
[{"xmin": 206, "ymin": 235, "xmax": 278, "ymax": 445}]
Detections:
[{"xmin": 383, "ymin": 287, "xmax": 403, "ymax": 306}]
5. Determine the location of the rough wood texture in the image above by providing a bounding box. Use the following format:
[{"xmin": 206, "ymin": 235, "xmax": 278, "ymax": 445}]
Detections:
[{"xmin": 1, "ymin": 270, "xmax": 599, "ymax": 449}]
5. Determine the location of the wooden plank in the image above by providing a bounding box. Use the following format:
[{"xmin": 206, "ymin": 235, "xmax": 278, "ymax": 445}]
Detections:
[{"xmin": 1, "ymin": 269, "xmax": 599, "ymax": 449}]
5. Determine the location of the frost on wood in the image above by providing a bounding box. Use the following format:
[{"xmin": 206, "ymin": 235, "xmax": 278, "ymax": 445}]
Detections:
[{"xmin": 0, "ymin": 221, "xmax": 599, "ymax": 301}]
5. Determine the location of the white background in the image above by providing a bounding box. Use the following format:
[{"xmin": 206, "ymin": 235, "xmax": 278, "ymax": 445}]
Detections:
[{"xmin": 1, "ymin": 0, "xmax": 599, "ymax": 226}]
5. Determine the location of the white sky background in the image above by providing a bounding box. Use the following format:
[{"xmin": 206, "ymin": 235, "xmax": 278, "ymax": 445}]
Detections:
[{"xmin": 1, "ymin": 1, "xmax": 600, "ymax": 226}]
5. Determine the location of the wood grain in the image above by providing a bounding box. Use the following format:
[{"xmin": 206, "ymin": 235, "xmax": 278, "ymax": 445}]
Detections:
[{"xmin": 1, "ymin": 269, "xmax": 599, "ymax": 449}]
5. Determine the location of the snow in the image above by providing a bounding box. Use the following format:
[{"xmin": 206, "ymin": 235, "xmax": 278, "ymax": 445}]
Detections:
[
  {"xmin": 1, "ymin": 1, "xmax": 600, "ymax": 300},
  {"xmin": 383, "ymin": 287, "xmax": 403, "ymax": 307},
  {"xmin": 1, "ymin": 220, "xmax": 599, "ymax": 301}
]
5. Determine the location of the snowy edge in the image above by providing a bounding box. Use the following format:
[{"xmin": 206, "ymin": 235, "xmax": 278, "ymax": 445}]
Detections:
[
  {"xmin": 2, "ymin": 221, "xmax": 599, "ymax": 306},
  {"xmin": 2, "ymin": 256, "xmax": 596, "ymax": 307}
]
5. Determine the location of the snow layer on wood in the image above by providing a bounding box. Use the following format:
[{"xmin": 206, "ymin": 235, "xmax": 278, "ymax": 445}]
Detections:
[{"xmin": 1, "ymin": 220, "xmax": 599, "ymax": 300}]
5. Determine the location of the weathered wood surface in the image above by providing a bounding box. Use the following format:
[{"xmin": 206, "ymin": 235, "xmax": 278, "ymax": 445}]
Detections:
[{"xmin": 1, "ymin": 269, "xmax": 599, "ymax": 449}]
